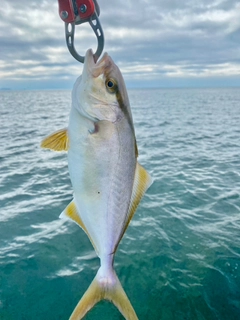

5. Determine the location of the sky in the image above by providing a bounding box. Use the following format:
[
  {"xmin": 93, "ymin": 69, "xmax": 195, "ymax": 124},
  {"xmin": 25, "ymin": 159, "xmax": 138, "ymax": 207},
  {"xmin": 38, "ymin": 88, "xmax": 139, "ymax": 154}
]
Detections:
[{"xmin": 0, "ymin": 0, "xmax": 240, "ymax": 89}]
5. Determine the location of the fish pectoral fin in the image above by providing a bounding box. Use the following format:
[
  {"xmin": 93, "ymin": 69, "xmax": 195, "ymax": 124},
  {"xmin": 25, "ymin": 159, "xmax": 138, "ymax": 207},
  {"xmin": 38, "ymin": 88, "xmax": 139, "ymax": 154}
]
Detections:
[
  {"xmin": 40, "ymin": 128, "xmax": 69, "ymax": 151},
  {"xmin": 69, "ymin": 268, "xmax": 138, "ymax": 320},
  {"xmin": 60, "ymin": 200, "xmax": 98, "ymax": 253},
  {"xmin": 121, "ymin": 162, "xmax": 153, "ymax": 238}
]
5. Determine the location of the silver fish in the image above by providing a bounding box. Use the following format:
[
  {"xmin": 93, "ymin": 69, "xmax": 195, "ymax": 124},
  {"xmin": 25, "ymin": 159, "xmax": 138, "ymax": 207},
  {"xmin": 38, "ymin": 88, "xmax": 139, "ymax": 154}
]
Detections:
[{"xmin": 41, "ymin": 49, "xmax": 152, "ymax": 319}]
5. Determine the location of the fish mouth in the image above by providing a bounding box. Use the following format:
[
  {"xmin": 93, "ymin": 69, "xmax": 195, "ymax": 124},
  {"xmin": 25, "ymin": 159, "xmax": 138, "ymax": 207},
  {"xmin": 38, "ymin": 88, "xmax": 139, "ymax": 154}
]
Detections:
[{"xmin": 85, "ymin": 49, "xmax": 112, "ymax": 78}]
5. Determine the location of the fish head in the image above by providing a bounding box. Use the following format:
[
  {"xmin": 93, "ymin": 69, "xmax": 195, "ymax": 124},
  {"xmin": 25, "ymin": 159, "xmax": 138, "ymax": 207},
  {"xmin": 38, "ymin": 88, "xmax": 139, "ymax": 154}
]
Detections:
[{"xmin": 72, "ymin": 49, "xmax": 132, "ymax": 123}]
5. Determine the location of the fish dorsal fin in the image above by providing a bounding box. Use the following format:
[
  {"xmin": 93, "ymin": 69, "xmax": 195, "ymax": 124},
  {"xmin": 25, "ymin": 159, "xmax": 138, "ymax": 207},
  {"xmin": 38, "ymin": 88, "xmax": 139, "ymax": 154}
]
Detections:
[
  {"xmin": 41, "ymin": 128, "xmax": 69, "ymax": 151},
  {"xmin": 135, "ymin": 139, "xmax": 139, "ymax": 158},
  {"xmin": 118, "ymin": 162, "xmax": 153, "ymax": 245},
  {"xmin": 60, "ymin": 200, "xmax": 98, "ymax": 253}
]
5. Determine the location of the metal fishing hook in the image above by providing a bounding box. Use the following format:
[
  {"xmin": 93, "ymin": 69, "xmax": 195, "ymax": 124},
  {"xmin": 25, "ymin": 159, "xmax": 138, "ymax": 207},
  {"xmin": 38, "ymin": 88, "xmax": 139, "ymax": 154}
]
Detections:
[{"xmin": 58, "ymin": 0, "xmax": 104, "ymax": 63}]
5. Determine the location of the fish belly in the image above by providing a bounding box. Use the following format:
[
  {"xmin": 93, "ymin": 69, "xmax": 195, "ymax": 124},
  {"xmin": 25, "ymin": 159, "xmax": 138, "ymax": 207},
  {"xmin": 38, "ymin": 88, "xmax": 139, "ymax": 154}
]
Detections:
[{"xmin": 68, "ymin": 112, "xmax": 136, "ymax": 256}]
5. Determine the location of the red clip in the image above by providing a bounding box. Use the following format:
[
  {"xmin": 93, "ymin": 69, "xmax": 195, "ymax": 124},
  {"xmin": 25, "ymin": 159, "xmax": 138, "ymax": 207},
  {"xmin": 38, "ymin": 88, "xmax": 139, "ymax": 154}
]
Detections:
[
  {"xmin": 76, "ymin": 0, "xmax": 95, "ymax": 20},
  {"xmin": 58, "ymin": 0, "xmax": 75, "ymax": 23}
]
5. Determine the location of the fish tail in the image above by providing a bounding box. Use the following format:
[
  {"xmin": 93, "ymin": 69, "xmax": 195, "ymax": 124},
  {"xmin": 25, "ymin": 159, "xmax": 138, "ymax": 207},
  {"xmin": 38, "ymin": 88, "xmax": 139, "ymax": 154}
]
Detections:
[{"xmin": 69, "ymin": 267, "xmax": 138, "ymax": 320}]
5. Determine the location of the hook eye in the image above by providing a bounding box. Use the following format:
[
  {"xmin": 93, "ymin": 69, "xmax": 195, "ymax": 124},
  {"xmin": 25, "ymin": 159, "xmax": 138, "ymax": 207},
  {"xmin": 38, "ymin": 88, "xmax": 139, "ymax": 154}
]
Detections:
[{"xmin": 64, "ymin": 7, "xmax": 104, "ymax": 63}]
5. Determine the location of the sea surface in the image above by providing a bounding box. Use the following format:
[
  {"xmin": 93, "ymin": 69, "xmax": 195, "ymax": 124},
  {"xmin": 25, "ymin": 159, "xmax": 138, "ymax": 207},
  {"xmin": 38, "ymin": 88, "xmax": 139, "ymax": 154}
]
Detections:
[{"xmin": 0, "ymin": 87, "xmax": 240, "ymax": 320}]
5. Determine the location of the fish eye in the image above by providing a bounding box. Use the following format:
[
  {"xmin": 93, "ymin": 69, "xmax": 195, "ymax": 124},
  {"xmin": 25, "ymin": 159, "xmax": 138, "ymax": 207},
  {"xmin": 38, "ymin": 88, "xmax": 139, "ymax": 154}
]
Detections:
[
  {"xmin": 106, "ymin": 78, "xmax": 117, "ymax": 93},
  {"xmin": 107, "ymin": 81, "xmax": 114, "ymax": 88}
]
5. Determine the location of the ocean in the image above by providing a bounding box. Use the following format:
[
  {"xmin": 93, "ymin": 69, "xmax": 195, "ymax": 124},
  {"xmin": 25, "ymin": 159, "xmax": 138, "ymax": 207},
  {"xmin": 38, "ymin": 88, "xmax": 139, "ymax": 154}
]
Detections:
[{"xmin": 0, "ymin": 87, "xmax": 240, "ymax": 319}]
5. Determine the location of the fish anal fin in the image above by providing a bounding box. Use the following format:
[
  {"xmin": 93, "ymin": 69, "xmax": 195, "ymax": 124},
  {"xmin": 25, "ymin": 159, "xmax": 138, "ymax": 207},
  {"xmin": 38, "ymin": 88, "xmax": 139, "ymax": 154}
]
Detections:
[
  {"xmin": 69, "ymin": 268, "xmax": 138, "ymax": 320},
  {"xmin": 60, "ymin": 200, "xmax": 86, "ymax": 231},
  {"xmin": 120, "ymin": 162, "xmax": 153, "ymax": 242},
  {"xmin": 60, "ymin": 200, "xmax": 98, "ymax": 253},
  {"xmin": 41, "ymin": 128, "xmax": 69, "ymax": 151}
]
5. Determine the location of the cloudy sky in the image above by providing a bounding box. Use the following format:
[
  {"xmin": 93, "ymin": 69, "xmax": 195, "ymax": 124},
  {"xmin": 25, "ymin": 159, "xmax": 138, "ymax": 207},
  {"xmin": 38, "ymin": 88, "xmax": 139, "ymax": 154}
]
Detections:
[{"xmin": 1, "ymin": 0, "xmax": 240, "ymax": 89}]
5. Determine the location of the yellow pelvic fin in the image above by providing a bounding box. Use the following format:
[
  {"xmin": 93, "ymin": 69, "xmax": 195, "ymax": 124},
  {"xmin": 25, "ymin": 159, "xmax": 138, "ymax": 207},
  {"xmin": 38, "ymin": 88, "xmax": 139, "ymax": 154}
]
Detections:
[
  {"xmin": 41, "ymin": 128, "xmax": 69, "ymax": 151},
  {"xmin": 60, "ymin": 200, "xmax": 98, "ymax": 254},
  {"xmin": 120, "ymin": 162, "xmax": 153, "ymax": 243},
  {"xmin": 69, "ymin": 270, "xmax": 138, "ymax": 320}
]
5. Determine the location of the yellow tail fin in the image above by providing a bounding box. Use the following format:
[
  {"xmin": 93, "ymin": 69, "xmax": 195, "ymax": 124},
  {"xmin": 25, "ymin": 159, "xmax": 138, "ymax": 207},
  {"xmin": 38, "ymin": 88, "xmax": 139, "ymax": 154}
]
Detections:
[{"xmin": 69, "ymin": 268, "xmax": 138, "ymax": 320}]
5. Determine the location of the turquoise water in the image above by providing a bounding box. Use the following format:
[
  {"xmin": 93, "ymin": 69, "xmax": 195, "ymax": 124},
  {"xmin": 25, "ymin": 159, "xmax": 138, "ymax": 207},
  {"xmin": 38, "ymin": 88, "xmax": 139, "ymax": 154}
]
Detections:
[{"xmin": 0, "ymin": 88, "xmax": 240, "ymax": 319}]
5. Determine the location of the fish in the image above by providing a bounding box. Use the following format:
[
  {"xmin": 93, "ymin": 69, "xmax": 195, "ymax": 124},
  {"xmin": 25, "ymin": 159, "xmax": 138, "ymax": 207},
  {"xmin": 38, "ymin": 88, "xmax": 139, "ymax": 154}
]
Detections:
[{"xmin": 41, "ymin": 49, "xmax": 152, "ymax": 320}]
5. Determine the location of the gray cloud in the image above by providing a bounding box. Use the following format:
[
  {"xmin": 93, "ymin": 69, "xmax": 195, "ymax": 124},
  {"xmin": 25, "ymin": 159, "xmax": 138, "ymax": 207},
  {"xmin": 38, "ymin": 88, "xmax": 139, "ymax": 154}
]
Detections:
[{"xmin": 0, "ymin": 0, "xmax": 240, "ymax": 89}]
